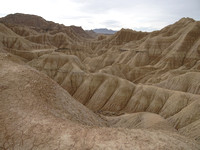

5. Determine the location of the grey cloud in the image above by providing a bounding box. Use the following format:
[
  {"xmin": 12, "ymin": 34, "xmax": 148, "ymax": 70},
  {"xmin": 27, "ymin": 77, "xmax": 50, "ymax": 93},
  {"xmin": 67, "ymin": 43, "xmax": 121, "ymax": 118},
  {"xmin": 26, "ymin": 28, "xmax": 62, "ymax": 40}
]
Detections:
[
  {"xmin": 73, "ymin": 0, "xmax": 139, "ymax": 13},
  {"xmin": 74, "ymin": 0, "xmax": 200, "ymax": 20},
  {"xmin": 73, "ymin": 0, "xmax": 200, "ymax": 30},
  {"xmin": 154, "ymin": 0, "xmax": 200, "ymax": 19},
  {"xmin": 102, "ymin": 20, "xmax": 122, "ymax": 28},
  {"xmin": 0, "ymin": 13, "xmax": 7, "ymax": 17},
  {"xmin": 1, "ymin": 0, "xmax": 200, "ymax": 31},
  {"xmin": 61, "ymin": 15, "xmax": 92, "ymax": 20}
]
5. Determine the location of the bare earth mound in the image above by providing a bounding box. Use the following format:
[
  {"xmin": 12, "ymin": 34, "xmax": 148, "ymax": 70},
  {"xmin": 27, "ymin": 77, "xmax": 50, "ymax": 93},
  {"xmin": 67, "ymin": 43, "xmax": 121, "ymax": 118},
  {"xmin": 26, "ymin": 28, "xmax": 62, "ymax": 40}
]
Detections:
[{"xmin": 1, "ymin": 53, "xmax": 200, "ymax": 150}]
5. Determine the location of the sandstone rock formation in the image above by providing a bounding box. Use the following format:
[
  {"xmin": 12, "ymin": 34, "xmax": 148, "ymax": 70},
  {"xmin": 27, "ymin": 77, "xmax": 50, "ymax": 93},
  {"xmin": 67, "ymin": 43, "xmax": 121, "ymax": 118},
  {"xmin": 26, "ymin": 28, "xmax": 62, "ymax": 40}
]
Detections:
[{"xmin": 0, "ymin": 13, "xmax": 200, "ymax": 149}]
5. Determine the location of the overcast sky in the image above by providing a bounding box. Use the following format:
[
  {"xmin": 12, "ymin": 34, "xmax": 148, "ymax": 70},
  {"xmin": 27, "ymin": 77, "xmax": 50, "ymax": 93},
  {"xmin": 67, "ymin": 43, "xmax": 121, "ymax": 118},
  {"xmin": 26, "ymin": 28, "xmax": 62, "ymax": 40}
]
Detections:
[{"xmin": 0, "ymin": 0, "xmax": 200, "ymax": 31}]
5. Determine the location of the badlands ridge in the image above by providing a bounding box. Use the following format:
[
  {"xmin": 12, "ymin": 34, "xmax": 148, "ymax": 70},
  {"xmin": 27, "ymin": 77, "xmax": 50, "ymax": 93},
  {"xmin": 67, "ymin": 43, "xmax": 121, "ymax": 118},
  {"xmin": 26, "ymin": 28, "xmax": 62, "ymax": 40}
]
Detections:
[{"xmin": 0, "ymin": 13, "xmax": 200, "ymax": 149}]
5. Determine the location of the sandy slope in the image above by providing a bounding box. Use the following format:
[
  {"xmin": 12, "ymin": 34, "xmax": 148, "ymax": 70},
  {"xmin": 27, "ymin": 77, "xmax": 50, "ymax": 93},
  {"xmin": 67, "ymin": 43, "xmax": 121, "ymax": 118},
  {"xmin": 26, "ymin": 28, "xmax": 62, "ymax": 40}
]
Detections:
[{"xmin": 0, "ymin": 53, "xmax": 200, "ymax": 150}]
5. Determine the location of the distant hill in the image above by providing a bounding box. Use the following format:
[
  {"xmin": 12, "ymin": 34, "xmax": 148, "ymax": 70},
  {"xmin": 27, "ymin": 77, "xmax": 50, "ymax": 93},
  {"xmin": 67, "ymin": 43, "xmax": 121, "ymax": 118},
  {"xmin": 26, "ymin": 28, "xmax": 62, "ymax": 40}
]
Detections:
[
  {"xmin": 85, "ymin": 30, "xmax": 98, "ymax": 38},
  {"xmin": 0, "ymin": 13, "xmax": 92, "ymax": 39},
  {"xmin": 93, "ymin": 28, "xmax": 117, "ymax": 34}
]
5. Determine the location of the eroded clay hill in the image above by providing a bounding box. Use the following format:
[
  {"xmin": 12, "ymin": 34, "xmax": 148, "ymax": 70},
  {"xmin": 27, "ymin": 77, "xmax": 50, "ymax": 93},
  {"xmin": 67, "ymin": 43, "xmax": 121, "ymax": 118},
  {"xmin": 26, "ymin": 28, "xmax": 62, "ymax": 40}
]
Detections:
[{"xmin": 1, "ymin": 13, "xmax": 200, "ymax": 149}]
